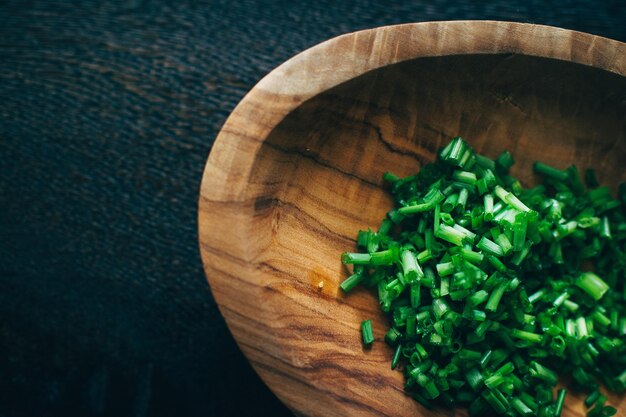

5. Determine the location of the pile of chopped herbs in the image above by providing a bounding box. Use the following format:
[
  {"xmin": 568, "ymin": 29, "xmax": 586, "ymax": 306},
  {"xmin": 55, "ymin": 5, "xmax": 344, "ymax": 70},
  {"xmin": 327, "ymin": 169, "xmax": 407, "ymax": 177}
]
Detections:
[{"xmin": 341, "ymin": 137, "xmax": 626, "ymax": 417}]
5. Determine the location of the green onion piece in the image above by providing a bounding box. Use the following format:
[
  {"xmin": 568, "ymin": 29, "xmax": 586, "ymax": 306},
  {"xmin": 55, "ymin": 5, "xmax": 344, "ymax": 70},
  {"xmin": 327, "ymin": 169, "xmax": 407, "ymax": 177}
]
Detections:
[
  {"xmin": 416, "ymin": 373, "xmax": 441, "ymax": 399},
  {"xmin": 383, "ymin": 172, "xmax": 401, "ymax": 183},
  {"xmin": 600, "ymin": 216, "xmax": 612, "ymax": 239},
  {"xmin": 511, "ymin": 329, "xmax": 543, "ymax": 344},
  {"xmin": 410, "ymin": 283, "xmax": 421, "ymax": 308},
  {"xmin": 433, "ymin": 298, "xmax": 450, "ymax": 319},
  {"xmin": 496, "ymin": 151, "xmax": 515, "ymax": 173},
  {"xmin": 591, "ymin": 310, "xmax": 611, "ymax": 327},
  {"xmin": 378, "ymin": 218, "xmax": 392, "ymax": 235},
  {"xmin": 401, "ymin": 249, "xmax": 424, "ymax": 282},
  {"xmin": 477, "ymin": 236, "xmax": 504, "ymax": 257},
  {"xmin": 528, "ymin": 361, "xmax": 558, "ymax": 385},
  {"xmin": 602, "ymin": 406, "xmax": 617, "ymax": 416},
  {"xmin": 465, "ymin": 368, "xmax": 484, "ymax": 391},
  {"xmin": 534, "ymin": 161, "xmax": 569, "ymax": 181},
  {"xmin": 487, "ymin": 255, "xmax": 507, "ymax": 272},
  {"xmin": 554, "ymin": 388, "xmax": 567, "ymax": 417},
  {"xmin": 361, "ymin": 320, "xmax": 374, "ymax": 345},
  {"xmin": 475, "ymin": 154, "xmax": 495, "ymax": 170},
  {"xmin": 442, "ymin": 193, "xmax": 458, "ymax": 213},
  {"xmin": 406, "ymin": 314, "xmax": 417, "ymax": 338},
  {"xmin": 511, "ymin": 397, "xmax": 534, "ymax": 417},
  {"xmin": 454, "ymin": 170, "xmax": 477, "ymax": 185},
  {"xmin": 484, "ymin": 194, "xmax": 494, "ymax": 221},
  {"xmin": 461, "ymin": 248, "xmax": 484, "ymax": 264},
  {"xmin": 399, "ymin": 201, "xmax": 436, "ymax": 215},
  {"xmin": 457, "ymin": 188, "xmax": 469, "ymax": 212},
  {"xmin": 466, "ymin": 290, "xmax": 489, "ymax": 307},
  {"xmin": 435, "ymin": 224, "xmax": 466, "ymax": 246},
  {"xmin": 385, "ymin": 327, "xmax": 401, "ymax": 345},
  {"xmin": 575, "ymin": 272, "xmax": 609, "ymax": 301},
  {"xmin": 481, "ymin": 389, "xmax": 507, "ymax": 414},
  {"xmin": 440, "ymin": 137, "xmax": 471, "ymax": 167},
  {"xmin": 614, "ymin": 369, "xmax": 626, "ymax": 390},
  {"xmin": 585, "ymin": 389, "xmax": 601, "ymax": 407},
  {"xmin": 340, "ymin": 268, "xmax": 365, "ymax": 292},
  {"xmin": 485, "ymin": 282, "xmax": 508, "ymax": 313},
  {"xmin": 436, "ymin": 261, "xmax": 455, "ymax": 277},
  {"xmin": 391, "ymin": 343, "xmax": 402, "ymax": 369},
  {"xmin": 341, "ymin": 252, "xmax": 371, "ymax": 265},
  {"xmin": 495, "ymin": 233, "xmax": 513, "ymax": 255},
  {"xmin": 513, "ymin": 213, "xmax": 528, "ymax": 251}
]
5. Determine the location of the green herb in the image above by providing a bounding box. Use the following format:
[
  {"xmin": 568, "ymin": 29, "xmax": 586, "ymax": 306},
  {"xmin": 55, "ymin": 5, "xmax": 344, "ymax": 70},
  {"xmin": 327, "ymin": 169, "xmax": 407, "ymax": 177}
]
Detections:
[
  {"xmin": 361, "ymin": 319, "xmax": 374, "ymax": 345},
  {"xmin": 341, "ymin": 137, "xmax": 625, "ymax": 417}
]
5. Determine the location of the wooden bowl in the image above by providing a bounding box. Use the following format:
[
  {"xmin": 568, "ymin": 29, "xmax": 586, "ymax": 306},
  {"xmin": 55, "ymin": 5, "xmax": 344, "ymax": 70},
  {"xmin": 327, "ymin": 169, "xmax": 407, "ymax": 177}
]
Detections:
[{"xmin": 199, "ymin": 21, "xmax": 626, "ymax": 417}]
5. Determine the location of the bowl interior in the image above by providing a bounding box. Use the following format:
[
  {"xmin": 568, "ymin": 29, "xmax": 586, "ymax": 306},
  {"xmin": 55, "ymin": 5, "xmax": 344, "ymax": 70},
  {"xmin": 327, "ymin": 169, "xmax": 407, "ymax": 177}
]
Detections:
[{"xmin": 211, "ymin": 53, "xmax": 626, "ymax": 417}]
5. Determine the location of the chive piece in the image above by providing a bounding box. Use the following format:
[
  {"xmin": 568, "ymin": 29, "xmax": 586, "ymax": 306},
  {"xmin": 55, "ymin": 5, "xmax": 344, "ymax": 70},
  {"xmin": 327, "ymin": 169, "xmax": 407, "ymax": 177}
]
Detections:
[
  {"xmin": 442, "ymin": 193, "xmax": 459, "ymax": 213},
  {"xmin": 340, "ymin": 268, "xmax": 365, "ymax": 292},
  {"xmin": 528, "ymin": 361, "xmax": 558, "ymax": 385},
  {"xmin": 385, "ymin": 327, "xmax": 401, "ymax": 346},
  {"xmin": 495, "ymin": 233, "xmax": 513, "ymax": 255},
  {"xmin": 410, "ymin": 283, "xmax": 421, "ymax": 308},
  {"xmin": 600, "ymin": 216, "xmax": 611, "ymax": 239},
  {"xmin": 383, "ymin": 172, "xmax": 401, "ymax": 183},
  {"xmin": 496, "ymin": 151, "xmax": 515, "ymax": 173},
  {"xmin": 454, "ymin": 170, "xmax": 478, "ymax": 185},
  {"xmin": 435, "ymin": 224, "xmax": 466, "ymax": 246},
  {"xmin": 477, "ymin": 236, "xmax": 504, "ymax": 257},
  {"xmin": 487, "ymin": 255, "xmax": 507, "ymax": 272},
  {"xmin": 511, "ymin": 329, "xmax": 543, "ymax": 344},
  {"xmin": 513, "ymin": 213, "xmax": 528, "ymax": 251},
  {"xmin": 461, "ymin": 248, "xmax": 484, "ymax": 264},
  {"xmin": 484, "ymin": 194, "xmax": 494, "ymax": 221},
  {"xmin": 511, "ymin": 397, "xmax": 534, "ymax": 417},
  {"xmin": 485, "ymin": 282, "xmax": 508, "ymax": 313},
  {"xmin": 433, "ymin": 298, "xmax": 450, "ymax": 319},
  {"xmin": 341, "ymin": 252, "xmax": 372, "ymax": 265},
  {"xmin": 481, "ymin": 389, "xmax": 507, "ymax": 414},
  {"xmin": 401, "ymin": 249, "xmax": 424, "ymax": 282},
  {"xmin": 585, "ymin": 389, "xmax": 601, "ymax": 407},
  {"xmin": 457, "ymin": 188, "xmax": 469, "ymax": 212},
  {"xmin": 575, "ymin": 272, "xmax": 609, "ymax": 301},
  {"xmin": 361, "ymin": 320, "xmax": 374, "ymax": 345},
  {"xmin": 391, "ymin": 343, "xmax": 402, "ymax": 369},
  {"xmin": 399, "ymin": 201, "xmax": 436, "ymax": 215},
  {"xmin": 554, "ymin": 388, "xmax": 566, "ymax": 417},
  {"xmin": 440, "ymin": 137, "xmax": 471, "ymax": 167},
  {"xmin": 534, "ymin": 161, "xmax": 568, "ymax": 181},
  {"xmin": 466, "ymin": 290, "xmax": 489, "ymax": 307}
]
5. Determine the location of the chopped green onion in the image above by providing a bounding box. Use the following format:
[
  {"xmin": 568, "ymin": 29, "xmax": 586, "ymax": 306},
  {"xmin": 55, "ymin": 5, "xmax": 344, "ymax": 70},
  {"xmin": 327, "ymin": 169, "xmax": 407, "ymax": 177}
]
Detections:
[
  {"xmin": 340, "ymin": 137, "xmax": 625, "ymax": 417},
  {"xmin": 476, "ymin": 236, "xmax": 504, "ymax": 257},
  {"xmin": 340, "ymin": 267, "xmax": 365, "ymax": 292},
  {"xmin": 361, "ymin": 320, "xmax": 374, "ymax": 345},
  {"xmin": 554, "ymin": 388, "xmax": 567, "ymax": 417},
  {"xmin": 391, "ymin": 344, "xmax": 402, "ymax": 369},
  {"xmin": 576, "ymin": 272, "xmax": 609, "ymax": 301},
  {"xmin": 534, "ymin": 161, "xmax": 568, "ymax": 181}
]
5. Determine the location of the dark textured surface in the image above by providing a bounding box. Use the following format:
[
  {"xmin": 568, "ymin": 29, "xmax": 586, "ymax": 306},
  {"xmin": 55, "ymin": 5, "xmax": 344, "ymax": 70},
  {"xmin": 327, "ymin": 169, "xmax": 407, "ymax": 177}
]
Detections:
[{"xmin": 0, "ymin": 1, "xmax": 624, "ymax": 416}]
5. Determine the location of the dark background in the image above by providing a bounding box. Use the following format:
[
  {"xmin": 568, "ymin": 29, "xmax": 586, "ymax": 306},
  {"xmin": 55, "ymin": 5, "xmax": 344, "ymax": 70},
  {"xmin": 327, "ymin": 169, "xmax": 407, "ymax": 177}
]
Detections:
[{"xmin": 1, "ymin": 1, "xmax": 625, "ymax": 416}]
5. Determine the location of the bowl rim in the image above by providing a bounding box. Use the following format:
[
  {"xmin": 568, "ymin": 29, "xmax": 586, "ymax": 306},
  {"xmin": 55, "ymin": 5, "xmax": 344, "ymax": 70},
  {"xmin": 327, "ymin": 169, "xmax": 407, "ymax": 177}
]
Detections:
[
  {"xmin": 201, "ymin": 20, "xmax": 625, "ymax": 204},
  {"xmin": 198, "ymin": 20, "xmax": 626, "ymax": 416}
]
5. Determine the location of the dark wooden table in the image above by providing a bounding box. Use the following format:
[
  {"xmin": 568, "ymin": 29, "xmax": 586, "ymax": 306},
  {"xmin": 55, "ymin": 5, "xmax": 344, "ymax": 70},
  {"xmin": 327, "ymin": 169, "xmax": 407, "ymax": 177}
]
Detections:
[{"xmin": 1, "ymin": 1, "xmax": 624, "ymax": 416}]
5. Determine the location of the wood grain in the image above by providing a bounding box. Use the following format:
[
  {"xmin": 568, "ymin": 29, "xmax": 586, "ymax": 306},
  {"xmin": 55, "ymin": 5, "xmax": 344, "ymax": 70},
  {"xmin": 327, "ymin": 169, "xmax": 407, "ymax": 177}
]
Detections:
[{"xmin": 199, "ymin": 21, "xmax": 626, "ymax": 417}]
